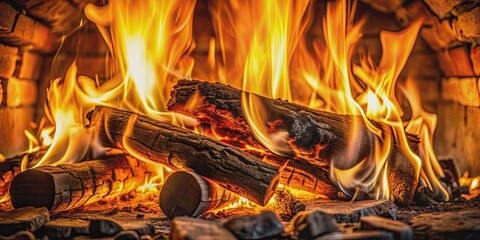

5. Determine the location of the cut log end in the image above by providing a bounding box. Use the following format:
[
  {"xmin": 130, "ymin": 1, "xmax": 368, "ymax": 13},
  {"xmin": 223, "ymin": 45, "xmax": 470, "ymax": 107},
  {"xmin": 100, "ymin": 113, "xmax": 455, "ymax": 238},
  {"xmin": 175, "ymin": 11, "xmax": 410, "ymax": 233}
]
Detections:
[
  {"xmin": 9, "ymin": 169, "xmax": 55, "ymax": 210},
  {"xmin": 159, "ymin": 171, "xmax": 238, "ymax": 219}
]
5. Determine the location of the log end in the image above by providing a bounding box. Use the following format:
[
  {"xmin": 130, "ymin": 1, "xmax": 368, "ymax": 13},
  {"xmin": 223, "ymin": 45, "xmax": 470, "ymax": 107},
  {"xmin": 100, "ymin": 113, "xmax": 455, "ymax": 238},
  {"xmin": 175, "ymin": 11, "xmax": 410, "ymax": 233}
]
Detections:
[
  {"xmin": 159, "ymin": 171, "xmax": 204, "ymax": 219},
  {"xmin": 9, "ymin": 169, "xmax": 55, "ymax": 211}
]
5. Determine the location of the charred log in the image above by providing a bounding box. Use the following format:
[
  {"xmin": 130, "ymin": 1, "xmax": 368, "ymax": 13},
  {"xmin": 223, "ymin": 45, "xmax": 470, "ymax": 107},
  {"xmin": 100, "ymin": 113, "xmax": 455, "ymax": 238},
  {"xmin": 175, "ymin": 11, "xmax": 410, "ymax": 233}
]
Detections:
[
  {"xmin": 159, "ymin": 170, "xmax": 237, "ymax": 219},
  {"xmin": 167, "ymin": 80, "xmax": 419, "ymax": 204},
  {"xmin": 88, "ymin": 106, "xmax": 280, "ymax": 206},
  {"xmin": 0, "ymin": 147, "xmax": 47, "ymax": 200},
  {"xmin": 9, "ymin": 155, "xmax": 146, "ymax": 213}
]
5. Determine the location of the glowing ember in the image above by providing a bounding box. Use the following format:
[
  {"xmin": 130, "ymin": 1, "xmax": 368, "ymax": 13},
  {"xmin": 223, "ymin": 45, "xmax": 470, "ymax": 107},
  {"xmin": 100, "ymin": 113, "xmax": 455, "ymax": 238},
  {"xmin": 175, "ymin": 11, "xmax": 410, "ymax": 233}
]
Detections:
[{"xmin": 10, "ymin": 0, "xmax": 471, "ymax": 209}]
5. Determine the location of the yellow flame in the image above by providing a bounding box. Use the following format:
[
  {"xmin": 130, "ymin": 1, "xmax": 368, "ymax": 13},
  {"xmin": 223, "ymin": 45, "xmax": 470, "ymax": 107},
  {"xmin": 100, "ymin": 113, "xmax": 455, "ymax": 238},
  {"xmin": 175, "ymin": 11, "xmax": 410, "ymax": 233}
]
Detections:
[
  {"xmin": 403, "ymin": 79, "xmax": 449, "ymax": 200},
  {"xmin": 14, "ymin": 0, "xmax": 197, "ymax": 198},
  {"xmin": 460, "ymin": 172, "xmax": 480, "ymax": 190},
  {"xmin": 17, "ymin": 0, "xmax": 454, "ymax": 204},
  {"xmin": 84, "ymin": 0, "xmax": 197, "ymax": 123}
]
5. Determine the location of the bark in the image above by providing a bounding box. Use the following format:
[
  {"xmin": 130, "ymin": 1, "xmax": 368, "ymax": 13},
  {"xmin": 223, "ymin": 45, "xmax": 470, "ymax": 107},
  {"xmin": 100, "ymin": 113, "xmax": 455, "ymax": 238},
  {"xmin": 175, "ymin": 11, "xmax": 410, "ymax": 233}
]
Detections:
[
  {"xmin": 159, "ymin": 170, "xmax": 237, "ymax": 219},
  {"xmin": 167, "ymin": 80, "xmax": 419, "ymax": 204},
  {"xmin": 88, "ymin": 106, "xmax": 280, "ymax": 206},
  {"xmin": 9, "ymin": 155, "xmax": 146, "ymax": 213}
]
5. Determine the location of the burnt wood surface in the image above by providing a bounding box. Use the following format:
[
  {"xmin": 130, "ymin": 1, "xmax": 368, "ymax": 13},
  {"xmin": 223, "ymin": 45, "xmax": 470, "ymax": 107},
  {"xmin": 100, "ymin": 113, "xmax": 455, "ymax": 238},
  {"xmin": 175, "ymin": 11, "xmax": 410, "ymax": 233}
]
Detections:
[
  {"xmin": 9, "ymin": 155, "xmax": 146, "ymax": 213},
  {"xmin": 168, "ymin": 80, "xmax": 419, "ymax": 204},
  {"xmin": 171, "ymin": 217, "xmax": 236, "ymax": 240},
  {"xmin": 159, "ymin": 170, "xmax": 237, "ymax": 219},
  {"xmin": 0, "ymin": 147, "xmax": 48, "ymax": 200},
  {"xmin": 0, "ymin": 207, "xmax": 50, "ymax": 236},
  {"xmin": 89, "ymin": 106, "xmax": 280, "ymax": 206}
]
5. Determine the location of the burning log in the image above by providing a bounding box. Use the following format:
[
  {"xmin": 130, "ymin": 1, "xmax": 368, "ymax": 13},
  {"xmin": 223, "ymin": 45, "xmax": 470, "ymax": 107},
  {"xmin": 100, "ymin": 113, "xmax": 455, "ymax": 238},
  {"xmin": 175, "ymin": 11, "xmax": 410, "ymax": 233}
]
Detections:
[
  {"xmin": 88, "ymin": 106, "xmax": 280, "ymax": 206},
  {"xmin": 167, "ymin": 80, "xmax": 420, "ymax": 204},
  {"xmin": 159, "ymin": 170, "xmax": 238, "ymax": 219},
  {"xmin": 9, "ymin": 155, "xmax": 146, "ymax": 213},
  {"xmin": 0, "ymin": 147, "xmax": 48, "ymax": 200}
]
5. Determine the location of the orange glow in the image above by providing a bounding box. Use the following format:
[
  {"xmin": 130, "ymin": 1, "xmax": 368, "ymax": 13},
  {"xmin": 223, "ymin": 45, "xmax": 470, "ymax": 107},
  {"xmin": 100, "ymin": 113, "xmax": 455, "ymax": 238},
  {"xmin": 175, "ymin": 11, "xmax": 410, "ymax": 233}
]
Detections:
[
  {"xmin": 12, "ymin": 0, "xmax": 197, "ymax": 203},
  {"xmin": 403, "ymin": 79, "xmax": 449, "ymax": 200},
  {"xmin": 13, "ymin": 0, "xmax": 458, "ymax": 207},
  {"xmin": 460, "ymin": 172, "xmax": 480, "ymax": 190}
]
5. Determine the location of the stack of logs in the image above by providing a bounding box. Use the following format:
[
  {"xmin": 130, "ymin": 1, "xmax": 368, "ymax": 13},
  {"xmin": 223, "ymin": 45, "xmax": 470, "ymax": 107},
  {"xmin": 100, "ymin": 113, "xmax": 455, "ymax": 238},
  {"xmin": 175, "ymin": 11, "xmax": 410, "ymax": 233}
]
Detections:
[{"xmin": 1, "ymin": 79, "xmax": 420, "ymax": 218}]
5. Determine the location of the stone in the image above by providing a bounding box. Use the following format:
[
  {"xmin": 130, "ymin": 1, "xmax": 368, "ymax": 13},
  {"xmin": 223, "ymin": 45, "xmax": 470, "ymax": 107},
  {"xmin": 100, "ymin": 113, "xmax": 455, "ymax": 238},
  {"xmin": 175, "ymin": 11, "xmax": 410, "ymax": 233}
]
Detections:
[
  {"xmin": 0, "ymin": 207, "xmax": 49, "ymax": 236},
  {"xmin": 171, "ymin": 217, "xmax": 235, "ymax": 240},
  {"xmin": 223, "ymin": 211, "xmax": 284, "ymax": 239},
  {"xmin": 316, "ymin": 231, "xmax": 394, "ymax": 240},
  {"xmin": 437, "ymin": 46, "xmax": 475, "ymax": 77},
  {"xmin": 420, "ymin": 20, "xmax": 457, "ymax": 51},
  {"xmin": 0, "ymin": 231, "xmax": 35, "ymax": 240},
  {"xmin": 114, "ymin": 230, "xmax": 140, "ymax": 240},
  {"xmin": 88, "ymin": 217, "xmax": 124, "ymax": 238},
  {"xmin": 360, "ymin": 216, "xmax": 413, "ymax": 240},
  {"xmin": 43, "ymin": 218, "xmax": 89, "ymax": 239},
  {"xmin": 291, "ymin": 210, "xmax": 339, "ymax": 239},
  {"xmin": 411, "ymin": 210, "xmax": 480, "ymax": 239},
  {"xmin": 305, "ymin": 200, "xmax": 398, "ymax": 223},
  {"xmin": 123, "ymin": 221, "xmax": 155, "ymax": 237},
  {"xmin": 452, "ymin": 7, "xmax": 480, "ymax": 40}
]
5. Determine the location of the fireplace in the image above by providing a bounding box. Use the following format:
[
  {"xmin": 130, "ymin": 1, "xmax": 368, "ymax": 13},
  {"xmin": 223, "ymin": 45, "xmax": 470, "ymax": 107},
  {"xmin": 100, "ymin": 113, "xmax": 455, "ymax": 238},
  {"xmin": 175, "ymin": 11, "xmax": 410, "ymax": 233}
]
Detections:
[{"xmin": 0, "ymin": 0, "xmax": 479, "ymax": 239}]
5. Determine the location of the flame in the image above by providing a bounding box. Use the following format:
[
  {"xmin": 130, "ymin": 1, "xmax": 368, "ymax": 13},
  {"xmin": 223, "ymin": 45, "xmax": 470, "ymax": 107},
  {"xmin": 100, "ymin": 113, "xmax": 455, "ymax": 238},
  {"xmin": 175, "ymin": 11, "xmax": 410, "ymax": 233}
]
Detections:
[
  {"xmin": 403, "ymin": 79, "xmax": 449, "ymax": 200},
  {"xmin": 12, "ymin": 0, "xmax": 456, "ymax": 207},
  {"xmin": 10, "ymin": 0, "xmax": 197, "ymax": 204},
  {"xmin": 460, "ymin": 172, "xmax": 480, "ymax": 190},
  {"xmin": 206, "ymin": 0, "xmax": 448, "ymax": 201}
]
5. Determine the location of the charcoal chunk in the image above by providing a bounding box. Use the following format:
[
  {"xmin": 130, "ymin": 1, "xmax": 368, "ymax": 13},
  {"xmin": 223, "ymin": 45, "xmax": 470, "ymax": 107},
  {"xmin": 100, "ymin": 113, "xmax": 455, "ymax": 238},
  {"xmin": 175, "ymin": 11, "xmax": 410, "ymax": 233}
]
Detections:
[
  {"xmin": 223, "ymin": 211, "xmax": 284, "ymax": 239},
  {"xmin": 291, "ymin": 210, "xmax": 339, "ymax": 239}
]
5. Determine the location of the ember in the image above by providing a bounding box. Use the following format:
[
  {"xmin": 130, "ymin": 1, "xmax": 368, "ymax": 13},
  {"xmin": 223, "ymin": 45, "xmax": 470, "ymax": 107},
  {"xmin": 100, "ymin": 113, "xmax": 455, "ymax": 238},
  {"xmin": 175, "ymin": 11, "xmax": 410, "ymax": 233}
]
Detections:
[{"xmin": 0, "ymin": 0, "xmax": 479, "ymax": 239}]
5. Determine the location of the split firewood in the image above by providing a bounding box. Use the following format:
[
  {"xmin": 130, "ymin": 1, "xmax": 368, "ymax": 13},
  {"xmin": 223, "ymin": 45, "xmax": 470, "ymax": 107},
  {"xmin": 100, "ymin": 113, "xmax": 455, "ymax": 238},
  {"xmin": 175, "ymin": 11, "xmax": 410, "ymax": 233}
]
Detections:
[
  {"xmin": 0, "ymin": 147, "xmax": 48, "ymax": 200},
  {"xmin": 43, "ymin": 219, "xmax": 90, "ymax": 239},
  {"xmin": 168, "ymin": 80, "xmax": 420, "ymax": 204},
  {"xmin": 88, "ymin": 106, "xmax": 280, "ymax": 206},
  {"xmin": 9, "ymin": 155, "xmax": 146, "ymax": 213},
  {"xmin": 171, "ymin": 217, "xmax": 236, "ymax": 240},
  {"xmin": 159, "ymin": 170, "xmax": 238, "ymax": 219},
  {"xmin": 291, "ymin": 210, "xmax": 339, "ymax": 239},
  {"xmin": 360, "ymin": 216, "xmax": 413, "ymax": 240},
  {"xmin": 0, "ymin": 207, "xmax": 50, "ymax": 236}
]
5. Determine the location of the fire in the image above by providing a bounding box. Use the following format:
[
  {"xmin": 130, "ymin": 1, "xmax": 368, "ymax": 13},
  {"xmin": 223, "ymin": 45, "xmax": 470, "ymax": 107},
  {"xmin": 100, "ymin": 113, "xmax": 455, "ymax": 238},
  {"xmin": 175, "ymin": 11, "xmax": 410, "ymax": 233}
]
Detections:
[
  {"xmin": 10, "ymin": 0, "xmax": 460, "ymax": 208},
  {"xmin": 14, "ymin": 0, "xmax": 198, "ymax": 203},
  {"xmin": 206, "ymin": 0, "xmax": 448, "ymax": 201}
]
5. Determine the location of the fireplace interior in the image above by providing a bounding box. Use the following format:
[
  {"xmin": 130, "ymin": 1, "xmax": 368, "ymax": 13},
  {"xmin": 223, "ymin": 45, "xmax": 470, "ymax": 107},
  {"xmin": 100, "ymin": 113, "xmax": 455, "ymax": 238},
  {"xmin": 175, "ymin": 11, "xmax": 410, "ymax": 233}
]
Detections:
[{"xmin": 0, "ymin": 0, "xmax": 479, "ymax": 239}]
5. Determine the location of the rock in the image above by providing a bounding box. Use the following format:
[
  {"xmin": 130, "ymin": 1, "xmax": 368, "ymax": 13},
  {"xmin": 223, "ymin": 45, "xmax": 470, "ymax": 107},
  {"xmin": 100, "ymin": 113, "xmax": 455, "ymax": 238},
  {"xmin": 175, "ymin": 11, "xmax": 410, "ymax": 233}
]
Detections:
[
  {"xmin": 114, "ymin": 230, "xmax": 140, "ymax": 240},
  {"xmin": 89, "ymin": 217, "xmax": 124, "ymax": 237},
  {"xmin": 171, "ymin": 217, "xmax": 235, "ymax": 240},
  {"xmin": 360, "ymin": 216, "xmax": 413, "ymax": 240},
  {"xmin": 0, "ymin": 207, "xmax": 49, "ymax": 236},
  {"xmin": 0, "ymin": 231, "xmax": 36, "ymax": 240},
  {"xmin": 305, "ymin": 200, "xmax": 397, "ymax": 223},
  {"xmin": 123, "ymin": 221, "xmax": 154, "ymax": 237},
  {"xmin": 316, "ymin": 231, "xmax": 394, "ymax": 240},
  {"xmin": 411, "ymin": 210, "xmax": 480, "ymax": 239},
  {"xmin": 43, "ymin": 218, "xmax": 89, "ymax": 239},
  {"xmin": 291, "ymin": 210, "xmax": 339, "ymax": 239},
  {"xmin": 223, "ymin": 211, "xmax": 284, "ymax": 239}
]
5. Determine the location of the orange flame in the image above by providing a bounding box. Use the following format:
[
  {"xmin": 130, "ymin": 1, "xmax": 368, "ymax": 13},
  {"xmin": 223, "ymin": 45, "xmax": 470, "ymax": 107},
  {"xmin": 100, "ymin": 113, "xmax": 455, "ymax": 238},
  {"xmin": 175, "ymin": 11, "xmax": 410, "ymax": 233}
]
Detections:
[
  {"xmin": 17, "ymin": 0, "xmax": 454, "ymax": 205},
  {"xmin": 17, "ymin": 0, "xmax": 198, "ymax": 196}
]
